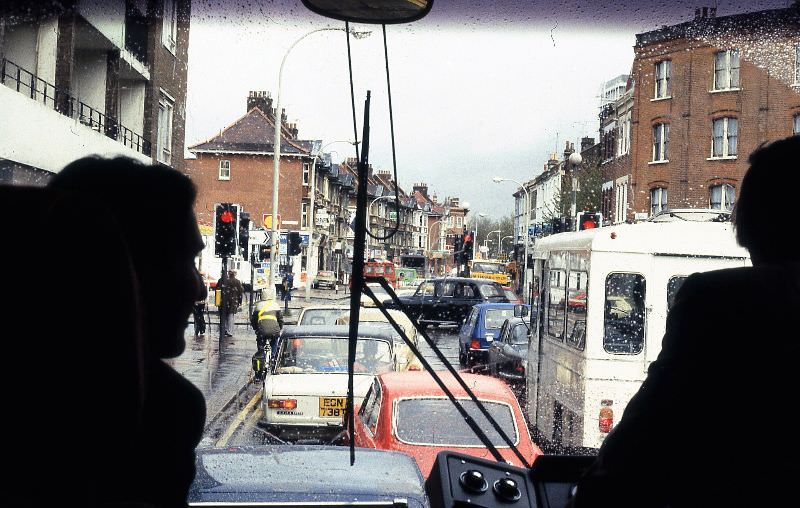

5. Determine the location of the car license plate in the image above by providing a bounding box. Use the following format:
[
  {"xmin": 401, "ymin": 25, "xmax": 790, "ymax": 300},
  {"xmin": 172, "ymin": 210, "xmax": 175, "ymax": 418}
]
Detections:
[{"xmin": 319, "ymin": 397, "xmax": 346, "ymax": 418}]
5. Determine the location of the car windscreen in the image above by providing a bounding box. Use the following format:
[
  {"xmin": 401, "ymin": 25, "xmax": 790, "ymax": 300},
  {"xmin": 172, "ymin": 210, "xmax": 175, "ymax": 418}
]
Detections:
[
  {"xmin": 395, "ymin": 398, "xmax": 518, "ymax": 447},
  {"xmin": 479, "ymin": 283, "xmax": 505, "ymax": 299},
  {"xmin": 276, "ymin": 337, "xmax": 392, "ymax": 374},
  {"xmin": 472, "ymin": 263, "xmax": 503, "ymax": 274},
  {"xmin": 484, "ymin": 308, "xmax": 515, "ymax": 329},
  {"xmin": 299, "ymin": 309, "xmax": 347, "ymax": 325},
  {"xmin": 510, "ymin": 323, "xmax": 530, "ymax": 345}
]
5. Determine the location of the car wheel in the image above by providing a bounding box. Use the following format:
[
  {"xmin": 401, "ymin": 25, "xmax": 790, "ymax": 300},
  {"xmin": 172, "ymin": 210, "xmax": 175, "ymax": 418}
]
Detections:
[{"xmin": 458, "ymin": 346, "xmax": 467, "ymax": 367}]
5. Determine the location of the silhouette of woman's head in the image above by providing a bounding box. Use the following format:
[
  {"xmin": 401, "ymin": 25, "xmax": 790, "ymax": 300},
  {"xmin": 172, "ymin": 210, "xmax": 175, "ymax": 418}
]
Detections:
[
  {"xmin": 50, "ymin": 156, "xmax": 203, "ymax": 358},
  {"xmin": 734, "ymin": 136, "xmax": 800, "ymax": 265}
]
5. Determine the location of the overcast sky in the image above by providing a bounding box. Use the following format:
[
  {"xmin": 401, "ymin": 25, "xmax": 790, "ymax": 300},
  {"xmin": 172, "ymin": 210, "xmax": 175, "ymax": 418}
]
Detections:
[{"xmin": 184, "ymin": 0, "xmax": 789, "ymax": 218}]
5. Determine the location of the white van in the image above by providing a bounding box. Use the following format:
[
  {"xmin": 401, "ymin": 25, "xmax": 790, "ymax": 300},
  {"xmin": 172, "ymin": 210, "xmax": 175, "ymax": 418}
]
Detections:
[{"xmin": 526, "ymin": 220, "xmax": 750, "ymax": 451}]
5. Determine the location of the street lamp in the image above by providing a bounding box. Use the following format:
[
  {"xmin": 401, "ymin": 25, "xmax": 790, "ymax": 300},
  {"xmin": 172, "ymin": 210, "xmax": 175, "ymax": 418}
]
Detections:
[
  {"xmin": 493, "ymin": 176, "xmax": 530, "ymax": 301},
  {"xmin": 472, "ymin": 212, "xmax": 487, "ymax": 260},
  {"xmin": 268, "ymin": 27, "xmax": 371, "ymax": 299},
  {"xmin": 486, "ymin": 229, "xmax": 501, "ymax": 258},
  {"xmin": 500, "ymin": 235, "xmax": 513, "ymax": 257},
  {"xmin": 568, "ymin": 152, "xmax": 583, "ymax": 225}
]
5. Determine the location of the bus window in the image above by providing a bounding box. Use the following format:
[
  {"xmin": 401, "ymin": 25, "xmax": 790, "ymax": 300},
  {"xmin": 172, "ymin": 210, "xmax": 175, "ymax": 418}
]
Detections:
[
  {"xmin": 604, "ymin": 273, "xmax": 646, "ymax": 354},
  {"xmin": 566, "ymin": 270, "xmax": 588, "ymax": 351},
  {"xmin": 667, "ymin": 276, "xmax": 688, "ymax": 311},
  {"xmin": 546, "ymin": 268, "xmax": 566, "ymax": 341}
]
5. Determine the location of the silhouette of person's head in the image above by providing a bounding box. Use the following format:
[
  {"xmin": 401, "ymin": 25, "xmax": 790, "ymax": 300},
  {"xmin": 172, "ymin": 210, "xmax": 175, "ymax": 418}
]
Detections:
[
  {"xmin": 50, "ymin": 156, "xmax": 204, "ymax": 358},
  {"xmin": 734, "ymin": 136, "xmax": 800, "ymax": 265}
]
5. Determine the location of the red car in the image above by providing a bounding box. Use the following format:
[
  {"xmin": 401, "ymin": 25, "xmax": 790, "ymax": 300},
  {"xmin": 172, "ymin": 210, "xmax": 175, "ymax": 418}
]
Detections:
[{"xmin": 352, "ymin": 372, "xmax": 542, "ymax": 478}]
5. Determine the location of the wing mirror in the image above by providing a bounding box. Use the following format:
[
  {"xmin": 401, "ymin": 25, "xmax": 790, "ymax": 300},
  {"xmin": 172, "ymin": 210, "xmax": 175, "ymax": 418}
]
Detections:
[
  {"xmin": 301, "ymin": 0, "xmax": 434, "ymax": 24},
  {"xmin": 514, "ymin": 304, "xmax": 529, "ymax": 318}
]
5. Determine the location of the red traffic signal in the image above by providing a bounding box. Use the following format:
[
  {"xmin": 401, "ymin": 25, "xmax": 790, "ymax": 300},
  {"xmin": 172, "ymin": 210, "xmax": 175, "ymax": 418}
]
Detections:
[
  {"xmin": 220, "ymin": 210, "xmax": 235, "ymax": 223},
  {"xmin": 578, "ymin": 212, "xmax": 602, "ymax": 231}
]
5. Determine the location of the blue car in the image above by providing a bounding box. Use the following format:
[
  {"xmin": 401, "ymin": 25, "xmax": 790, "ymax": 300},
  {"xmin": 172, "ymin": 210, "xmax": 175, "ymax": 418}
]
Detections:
[{"xmin": 458, "ymin": 303, "xmax": 528, "ymax": 367}]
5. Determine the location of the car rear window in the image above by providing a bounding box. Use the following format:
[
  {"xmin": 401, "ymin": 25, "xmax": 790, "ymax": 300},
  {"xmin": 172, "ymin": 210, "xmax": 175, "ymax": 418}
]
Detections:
[
  {"xmin": 484, "ymin": 308, "xmax": 515, "ymax": 329},
  {"xmin": 299, "ymin": 309, "xmax": 347, "ymax": 325},
  {"xmin": 276, "ymin": 337, "xmax": 392, "ymax": 374},
  {"xmin": 395, "ymin": 398, "xmax": 518, "ymax": 447}
]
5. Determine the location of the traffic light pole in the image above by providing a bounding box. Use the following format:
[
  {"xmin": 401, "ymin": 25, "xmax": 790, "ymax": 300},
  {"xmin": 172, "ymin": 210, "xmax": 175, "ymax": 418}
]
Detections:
[{"xmin": 219, "ymin": 256, "xmax": 228, "ymax": 341}]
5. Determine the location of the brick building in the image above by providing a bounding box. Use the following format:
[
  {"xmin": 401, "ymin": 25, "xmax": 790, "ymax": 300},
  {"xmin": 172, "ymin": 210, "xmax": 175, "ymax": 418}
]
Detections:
[
  {"xmin": 601, "ymin": 5, "xmax": 800, "ymax": 222},
  {"xmin": 0, "ymin": 0, "xmax": 191, "ymax": 183}
]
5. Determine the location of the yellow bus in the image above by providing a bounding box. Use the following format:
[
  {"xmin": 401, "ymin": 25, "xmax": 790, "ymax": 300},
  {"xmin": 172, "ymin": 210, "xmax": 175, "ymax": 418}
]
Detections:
[{"xmin": 469, "ymin": 259, "xmax": 510, "ymax": 285}]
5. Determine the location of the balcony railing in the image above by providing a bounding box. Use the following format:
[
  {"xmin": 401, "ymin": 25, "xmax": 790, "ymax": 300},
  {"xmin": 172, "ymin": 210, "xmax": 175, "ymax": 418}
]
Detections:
[{"xmin": 1, "ymin": 58, "xmax": 151, "ymax": 157}]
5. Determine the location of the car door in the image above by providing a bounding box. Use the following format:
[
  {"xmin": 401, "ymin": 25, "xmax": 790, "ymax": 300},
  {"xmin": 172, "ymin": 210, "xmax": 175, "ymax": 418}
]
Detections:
[
  {"xmin": 459, "ymin": 307, "xmax": 479, "ymax": 352},
  {"xmin": 452, "ymin": 283, "xmax": 482, "ymax": 324},
  {"xmin": 488, "ymin": 320, "xmax": 508, "ymax": 373},
  {"xmin": 432, "ymin": 280, "xmax": 456, "ymax": 323},
  {"xmin": 420, "ymin": 280, "xmax": 443, "ymax": 321},
  {"xmin": 406, "ymin": 281, "xmax": 434, "ymax": 320}
]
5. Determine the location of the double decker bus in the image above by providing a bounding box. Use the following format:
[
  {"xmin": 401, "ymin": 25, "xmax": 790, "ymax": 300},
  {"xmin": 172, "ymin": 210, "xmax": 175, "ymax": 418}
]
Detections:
[{"xmin": 399, "ymin": 254, "xmax": 427, "ymax": 278}]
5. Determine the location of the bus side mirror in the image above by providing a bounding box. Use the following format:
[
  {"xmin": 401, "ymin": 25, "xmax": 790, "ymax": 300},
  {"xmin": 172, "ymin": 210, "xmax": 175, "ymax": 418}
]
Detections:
[{"xmin": 514, "ymin": 304, "xmax": 529, "ymax": 318}]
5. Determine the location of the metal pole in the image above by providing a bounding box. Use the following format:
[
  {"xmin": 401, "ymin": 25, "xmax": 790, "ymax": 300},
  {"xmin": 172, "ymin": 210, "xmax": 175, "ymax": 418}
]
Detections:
[{"xmin": 523, "ymin": 186, "xmax": 529, "ymax": 302}]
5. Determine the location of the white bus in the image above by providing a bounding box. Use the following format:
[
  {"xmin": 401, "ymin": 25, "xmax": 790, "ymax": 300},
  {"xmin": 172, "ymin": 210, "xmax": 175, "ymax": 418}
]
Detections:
[{"xmin": 526, "ymin": 220, "xmax": 750, "ymax": 451}]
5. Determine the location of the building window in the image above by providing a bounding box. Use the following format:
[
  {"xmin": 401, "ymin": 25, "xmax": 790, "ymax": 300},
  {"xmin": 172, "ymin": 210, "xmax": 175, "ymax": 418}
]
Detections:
[
  {"xmin": 709, "ymin": 184, "xmax": 735, "ymax": 211},
  {"xmin": 712, "ymin": 117, "xmax": 738, "ymax": 158},
  {"xmin": 654, "ymin": 60, "xmax": 671, "ymax": 98},
  {"xmin": 162, "ymin": 0, "xmax": 178, "ymax": 53},
  {"xmin": 713, "ymin": 49, "xmax": 740, "ymax": 90},
  {"xmin": 795, "ymin": 44, "xmax": 799, "ymax": 84},
  {"xmin": 302, "ymin": 162, "xmax": 310, "ymax": 186},
  {"xmin": 652, "ymin": 123, "xmax": 669, "ymax": 162},
  {"xmin": 218, "ymin": 160, "xmax": 231, "ymax": 180},
  {"xmin": 157, "ymin": 93, "xmax": 174, "ymax": 165},
  {"xmin": 301, "ymin": 202, "xmax": 309, "ymax": 228},
  {"xmin": 794, "ymin": 114, "xmax": 799, "ymax": 135},
  {"xmin": 650, "ymin": 187, "xmax": 668, "ymax": 216}
]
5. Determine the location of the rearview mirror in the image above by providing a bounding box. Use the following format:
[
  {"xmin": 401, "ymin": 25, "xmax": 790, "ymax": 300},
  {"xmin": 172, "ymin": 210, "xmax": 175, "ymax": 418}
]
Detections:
[
  {"xmin": 514, "ymin": 304, "xmax": 529, "ymax": 318},
  {"xmin": 301, "ymin": 0, "xmax": 433, "ymax": 25}
]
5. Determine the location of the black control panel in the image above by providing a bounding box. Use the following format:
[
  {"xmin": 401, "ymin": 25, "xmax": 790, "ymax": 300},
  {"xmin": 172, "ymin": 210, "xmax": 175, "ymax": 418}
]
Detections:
[{"xmin": 426, "ymin": 452, "xmax": 595, "ymax": 508}]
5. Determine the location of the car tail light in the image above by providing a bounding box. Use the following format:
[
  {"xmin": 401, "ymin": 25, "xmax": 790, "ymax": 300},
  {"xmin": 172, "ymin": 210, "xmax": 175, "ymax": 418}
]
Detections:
[
  {"xmin": 470, "ymin": 339, "xmax": 481, "ymax": 350},
  {"xmin": 408, "ymin": 363, "xmax": 422, "ymax": 371},
  {"xmin": 268, "ymin": 398, "xmax": 298, "ymax": 410},
  {"xmin": 515, "ymin": 364, "xmax": 525, "ymax": 373},
  {"xmin": 599, "ymin": 399, "xmax": 613, "ymax": 433}
]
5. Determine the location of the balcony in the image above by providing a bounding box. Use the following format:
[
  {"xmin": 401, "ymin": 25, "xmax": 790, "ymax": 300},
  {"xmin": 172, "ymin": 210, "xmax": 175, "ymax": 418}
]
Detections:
[{"xmin": 1, "ymin": 58, "xmax": 151, "ymax": 160}]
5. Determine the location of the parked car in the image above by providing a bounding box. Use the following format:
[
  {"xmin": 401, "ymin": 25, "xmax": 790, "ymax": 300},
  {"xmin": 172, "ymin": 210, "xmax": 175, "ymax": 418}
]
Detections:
[
  {"xmin": 488, "ymin": 317, "xmax": 530, "ymax": 385},
  {"xmin": 189, "ymin": 445, "xmax": 427, "ymax": 508},
  {"xmin": 385, "ymin": 277, "xmax": 509, "ymax": 328},
  {"xmin": 296, "ymin": 305, "xmax": 349, "ymax": 326},
  {"xmin": 352, "ymin": 372, "xmax": 542, "ymax": 478},
  {"xmin": 260, "ymin": 325, "xmax": 396, "ymax": 442},
  {"xmin": 459, "ymin": 303, "xmax": 526, "ymax": 367},
  {"xmin": 336, "ymin": 307, "xmax": 423, "ymax": 371},
  {"xmin": 312, "ymin": 270, "xmax": 338, "ymax": 289}
]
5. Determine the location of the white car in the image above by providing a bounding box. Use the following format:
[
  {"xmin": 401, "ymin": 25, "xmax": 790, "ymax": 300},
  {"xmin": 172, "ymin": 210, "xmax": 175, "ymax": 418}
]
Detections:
[
  {"xmin": 260, "ymin": 325, "xmax": 396, "ymax": 442},
  {"xmin": 335, "ymin": 308, "xmax": 423, "ymax": 371},
  {"xmin": 296, "ymin": 305, "xmax": 349, "ymax": 326}
]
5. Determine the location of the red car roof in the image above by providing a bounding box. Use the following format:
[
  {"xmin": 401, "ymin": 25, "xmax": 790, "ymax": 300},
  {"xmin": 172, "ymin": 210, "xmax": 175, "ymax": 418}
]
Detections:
[{"xmin": 377, "ymin": 371, "xmax": 517, "ymax": 400}]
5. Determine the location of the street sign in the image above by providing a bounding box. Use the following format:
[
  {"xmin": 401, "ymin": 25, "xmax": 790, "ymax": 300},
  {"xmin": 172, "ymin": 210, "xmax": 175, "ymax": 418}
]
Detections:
[{"xmin": 263, "ymin": 213, "xmax": 281, "ymax": 229}]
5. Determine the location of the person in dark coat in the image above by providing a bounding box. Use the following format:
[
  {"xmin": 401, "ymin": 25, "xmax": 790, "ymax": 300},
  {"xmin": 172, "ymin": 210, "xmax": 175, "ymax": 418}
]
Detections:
[
  {"xmin": 217, "ymin": 270, "xmax": 244, "ymax": 337},
  {"xmin": 571, "ymin": 136, "xmax": 800, "ymax": 508},
  {"xmin": 50, "ymin": 157, "xmax": 206, "ymax": 508},
  {"xmin": 193, "ymin": 279, "xmax": 208, "ymax": 337}
]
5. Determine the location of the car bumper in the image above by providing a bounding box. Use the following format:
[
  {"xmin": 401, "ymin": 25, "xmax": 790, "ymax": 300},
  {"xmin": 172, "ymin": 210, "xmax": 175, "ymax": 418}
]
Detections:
[
  {"xmin": 467, "ymin": 348, "xmax": 489, "ymax": 362},
  {"xmin": 498, "ymin": 370, "xmax": 525, "ymax": 382},
  {"xmin": 258, "ymin": 421, "xmax": 345, "ymax": 442},
  {"xmin": 316, "ymin": 281, "xmax": 337, "ymax": 288}
]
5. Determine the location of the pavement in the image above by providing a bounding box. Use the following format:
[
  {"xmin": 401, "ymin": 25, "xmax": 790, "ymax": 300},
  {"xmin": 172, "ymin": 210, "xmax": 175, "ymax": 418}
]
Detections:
[{"xmin": 165, "ymin": 288, "xmax": 350, "ymax": 430}]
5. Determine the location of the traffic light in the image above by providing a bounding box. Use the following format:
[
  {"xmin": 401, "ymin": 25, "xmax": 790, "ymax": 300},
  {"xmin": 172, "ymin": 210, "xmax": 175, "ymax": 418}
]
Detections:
[
  {"xmin": 463, "ymin": 231, "xmax": 474, "ymax": 260},
  {"xmin": 288, "ymin": 231, "xmax": 302, "ymax": 256},
  {"xmin": 453, "ymin": 234, "xmax": 464, "ymax": 263},
  {"xmin": 258, "ymin": 244, "xmax": 271, "ymax": 262},
  {"xmin": 214, "ymin": 203, "xmax": 239, "ymax": 257},
  {"xmin": 578, "ymin": 212, "xmax": 602, "ymax": 231},
  {"xmin": 238, "ymin": 211, "xmax": 250, "ymax": 258}
]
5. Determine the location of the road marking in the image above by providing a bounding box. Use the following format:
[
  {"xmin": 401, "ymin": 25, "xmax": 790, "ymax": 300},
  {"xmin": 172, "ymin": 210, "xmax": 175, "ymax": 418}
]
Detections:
[{"xmin": 215, "ymin": 389, "xmax": 262, "ymax": 447}]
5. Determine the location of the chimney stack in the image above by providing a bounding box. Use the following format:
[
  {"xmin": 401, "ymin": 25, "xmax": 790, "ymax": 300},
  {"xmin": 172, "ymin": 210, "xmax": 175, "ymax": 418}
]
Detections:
[
  {"xmin": 247, "ymin": 90, "xmax": 272, "ymax": 114},
  {"xmin": 413, "ymin": 182, "xmax": 429, "ymax": 198}
]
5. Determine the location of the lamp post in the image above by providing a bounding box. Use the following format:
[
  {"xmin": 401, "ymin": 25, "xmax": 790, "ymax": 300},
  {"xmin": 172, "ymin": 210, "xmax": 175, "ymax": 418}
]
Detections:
[
  {"xmin": 500, "ymin": 235, "xmax": 513, "ymax": 258},
  {"xmin": 268, "ymin": 27, "xmax": 371, "ymax": 299},
  {"xmin": 486, "ymin": 229, "xmax": 501, "ymax": 259},
  {"xmin": 472, "ymin": 212, "xmax": 486, "ymax": 260},
  {"xmin": 494, "ymin": 176, "xmax": 530, "ymax": 301},
  {"xmin": 568, "ymin": 152, "xmax": 583, "ymax": 228}
]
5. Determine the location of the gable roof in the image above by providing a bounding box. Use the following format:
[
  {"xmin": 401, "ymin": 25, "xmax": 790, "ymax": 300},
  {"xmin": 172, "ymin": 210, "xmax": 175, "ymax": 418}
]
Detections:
[{"xmin": 188, "ymin": 107, "xmax": 312, "ymax": 155}]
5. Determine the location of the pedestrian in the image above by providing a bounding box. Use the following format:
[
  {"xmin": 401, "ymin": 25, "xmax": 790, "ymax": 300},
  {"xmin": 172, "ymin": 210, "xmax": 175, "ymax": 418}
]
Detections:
[
  {"xmin": 250, "ymin": 293, "xmax": 284, "ymax": 377},
  {"xmin": 218, "ymin": 269, "xmax": 244, "ymax": 337},
  {"xmin": 49, "ymin": 156, "xmax": 207, "ymax": 507},
  {"xmin": 571, "ymin": 136, "xmax": 800, "ymax": 508},
  {"xmin": 193, "ymin": 277, "xmax": 208, "ymax": 337}
]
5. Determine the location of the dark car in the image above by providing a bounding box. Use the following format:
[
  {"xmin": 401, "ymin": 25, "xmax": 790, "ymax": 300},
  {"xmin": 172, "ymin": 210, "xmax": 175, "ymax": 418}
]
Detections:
[
  {"xmin": 385, "ymin": 277, "xmax": 509, "ymax": 328},
  {"xmin": 189, "ymin": 446, "xmax": 428, "ymax": 507},
  {"xmin": 488, "ymin": 317, "xmax": 530, "ymax": 385},
  {"xmin": 458, "ymin": 303, "xmax": 525, "ymax": 367}
]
